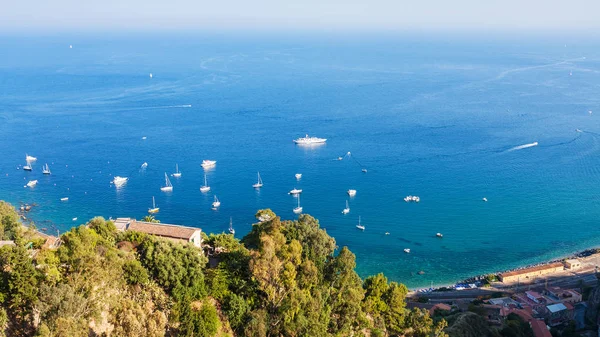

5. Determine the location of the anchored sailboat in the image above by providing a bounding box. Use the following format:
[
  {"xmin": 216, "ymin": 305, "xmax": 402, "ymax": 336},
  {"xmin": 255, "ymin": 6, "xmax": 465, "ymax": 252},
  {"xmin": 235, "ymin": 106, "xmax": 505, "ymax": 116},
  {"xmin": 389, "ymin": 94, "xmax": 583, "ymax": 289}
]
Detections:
[
  {"xmin": 200, "ymin": 174, "xmax": 210, "ymax": 192},
  {"xmin": 42, "ymin": 163, "xmax": 51, "ymax": 175},
  {"xmin": 172, "ymin": 164, "xmax": 182, "ymax": 178},
  {"xmin": 160, "ymin": 173, "xmax": 173, "ymax": 192},
  {"xmin": 356, "ymin": 216, "xmax": 365, "ymax": 230},
  {"xmin": 253, "ymin": 172, "xmax": 263, "ymax": 188},
  {"xmin": 23, "ymin": 157, "xmax": 32, "ymax": 171},
  {"xmin": 148, "ymin": 196, "xmax": 159, "ymax": 214},
  {"xmin": 293, "ymin": 194, "xmax": 303, "ymax": 214},
  {"xmin": 212, "ymin": 195, "xmax": 221, "ymax": 209},
  {"xmin": 229, "ymin": 217, "xmax": 235, "ymax": 235},
  {"xmin": 342, "ymin": 200, "xmax": 350, "ymax": 214}
]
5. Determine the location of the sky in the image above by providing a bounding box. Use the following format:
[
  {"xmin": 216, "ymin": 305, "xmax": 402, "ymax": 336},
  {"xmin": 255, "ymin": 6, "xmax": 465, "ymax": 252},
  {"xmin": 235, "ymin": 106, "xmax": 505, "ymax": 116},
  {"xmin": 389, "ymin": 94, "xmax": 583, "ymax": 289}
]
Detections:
[{"xmin": 1, "ymin": 0, "xmax": 599, "ymax": 33}]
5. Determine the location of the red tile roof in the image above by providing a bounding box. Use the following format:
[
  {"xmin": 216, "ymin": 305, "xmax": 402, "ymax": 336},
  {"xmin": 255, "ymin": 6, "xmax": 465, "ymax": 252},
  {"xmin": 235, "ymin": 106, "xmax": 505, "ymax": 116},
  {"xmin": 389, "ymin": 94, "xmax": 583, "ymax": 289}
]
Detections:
[
  {"xmin": 128, "ymin": 220, "xmax": 200, "ymax": 240},
  {"xmin": 500, "ymin": 262, "xmax": 564, "ymax": 278},
  {"xmin": 530, "ymin": 320, "xmax": 552, "ymax": 337}
]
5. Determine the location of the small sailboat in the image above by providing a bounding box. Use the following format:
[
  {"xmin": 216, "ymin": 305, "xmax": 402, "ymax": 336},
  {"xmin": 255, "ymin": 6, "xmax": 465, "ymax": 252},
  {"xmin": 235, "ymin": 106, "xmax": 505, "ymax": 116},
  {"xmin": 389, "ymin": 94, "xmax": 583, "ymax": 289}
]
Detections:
[
  {"xmin": 295, "ymin": 173, "xmax": 302, "ymax": 180},
  {"xmin": 347, "ymin": 189, "xmax": 357, "ymax": 197},
  {"xmin": 342, "ymin": 200, "xmax": 350, "ymax": 214},
  {"xmin": 356, "ymin": 216, "xmax": 365, "ymax": 230},
  {"xmin": 293, "ymin": 194, "xmax": 303, "ymax": 214},
  {"xmin": 289, "ymin": 188, "xmax": 302, "ymax": 195},
  {"xmin": 228, "ymin": 217, "xmax": 235, "ymax": 235},
  {"xmin": 160, "ymin": 173, "xmax": 173, "ymax": 192},
  {"xmin": 200, "ymin": 174, "xmax": 211, "ymax": 192},
  {"xmin": 201, "ymin": 160, "xmax": 216, "ymax": 169},
  {"xmin": 42, "ymin": 163, "xmax": 51, "ymax": 175},
  {"xmin": 26, "ymin": 180, "xmax": 38, "ymax": 188},
  {"xmin": 404, "ymin": 248, "xmax": 411, "ymax": 254},
  {"xmin": 172, "ymin": 164, "xmax": 182, "ymax": 178},
  {"xmin": 253, "ymin": 172, "xmax": 263, "ymax": 188},
  {"xmin": 60, "ymin": 197, "xmax": 69, "ymax": 201},
  {"xmin": 212, "ymin": 195, "xmax": 221, "ymax": 209},
  {"xmin": 148, "ymin": 196, "xmax": 159, "ymax": 214},
  {"xmin": 23, "ymin": 159, "xmax": 32, "ymax": 171}
]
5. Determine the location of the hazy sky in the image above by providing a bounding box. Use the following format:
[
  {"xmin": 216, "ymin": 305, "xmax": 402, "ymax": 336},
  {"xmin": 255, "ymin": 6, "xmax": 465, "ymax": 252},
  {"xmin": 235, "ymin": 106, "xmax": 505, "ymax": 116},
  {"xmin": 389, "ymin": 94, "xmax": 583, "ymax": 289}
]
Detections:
[{"xmin": 2, "ymin": 0, "xmax": 599, "ymax": 32}]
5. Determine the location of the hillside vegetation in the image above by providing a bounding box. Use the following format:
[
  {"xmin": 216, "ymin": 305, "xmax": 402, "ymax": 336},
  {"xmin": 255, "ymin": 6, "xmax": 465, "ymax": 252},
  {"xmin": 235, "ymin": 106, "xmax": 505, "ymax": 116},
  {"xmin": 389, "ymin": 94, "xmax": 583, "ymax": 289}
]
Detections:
[{"xmin": 0, "ymin": 201, "xmax": 447, "ymax": 336}]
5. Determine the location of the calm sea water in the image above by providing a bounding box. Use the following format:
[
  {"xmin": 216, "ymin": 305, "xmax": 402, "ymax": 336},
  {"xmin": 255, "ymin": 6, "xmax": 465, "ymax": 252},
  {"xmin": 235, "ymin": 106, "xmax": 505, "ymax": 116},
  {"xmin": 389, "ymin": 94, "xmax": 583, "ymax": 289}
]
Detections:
[{"xmin": 1, "ymin": 33, "xmax": 600, "ymax": 288}]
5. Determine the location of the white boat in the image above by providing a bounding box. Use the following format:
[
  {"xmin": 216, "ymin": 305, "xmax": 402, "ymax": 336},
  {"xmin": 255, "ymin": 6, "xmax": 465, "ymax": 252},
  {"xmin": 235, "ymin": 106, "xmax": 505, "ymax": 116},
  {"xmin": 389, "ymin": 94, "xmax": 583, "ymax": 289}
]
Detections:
[
  {"xmin": 72, "ymin": 217, "xmax": 78, "ymax": 221},
  {"xmin": 200, "ymin": 174, "xmax": 211, "ymax": 192},
  {"xmin": 201, "ymin": 160, "xmax": 216, "ymax": 169},
  {"xmin": 142, "ymin": 136, "xmax": 147, "ymax": 140},
  {"xmin": 26, "ymin": 180, "xmax": 38, "ymax": 188},
  {"xmin": 293, "ymin": 194, "xmax": 303, "ymax": 214},
  {"xmin": 385, "ymin": 232, "xmax": 390, "ymax": 235},
  {"xmin": 576, "ymin": 129, "xmax": 582, "ymax": 133},
  {"xmin": 212, "ymin": 195, "xmax": 221, "ymax": 208},
  {"xmin": 228, "ymin": 217, "xmax": 235, "ymax": 235},
  {"xmin": 42, "ymin": 163, "xmax": 51, "ymax": 175},
  {"xmin": 149, "ymin": 73, "xmax": 153, "ymax": 78},
  {"xmin": 404, "ymin": 195, "xmax": 420, "ymax": 203},
  {"xmin": 252, "ymin": 172, "xmax": 263, "ymax": 188},
  {"xmin": 172, "ymin": 164, "xmax": 182, "ymax": 178},
  {"xmin": 141, "ymin": 162, "xmax": 148, "ymax": 169},
  {"xmin": 112, "ymin": 176, "xmax": 128, "ymax": 187},
  {"xmin": 60, "ymin": 197, "xmax": 69, "ymax": 201},
  {"xmin": 26, "ymin": 154, "xmax": 37, "ymax": 162},
  {"xmin": 295, "ymin": 173, "xmax": 302, "ymax": 180},
  {"xmin": 293, "ymin": 134, "xmax": 327, "ymax": 144},
  {"xmin": 362, "ymin": 168, "xmax": 368, "ymax": 173},
  {"xmin": 342, "ymin": 200, "xmax": 350, "ymax": 214},
  {"xmin": 404, "ymin": 248, "xmax": 411, "ymax": 254},
  {"xmin": 356, "ymin": 216, "xmax": 365, "ymax": 230},
  {"xmin": 436, "ymin": 233, "xmax": 443, "ymax": 238},
  {"xmin": 289, "ymin": 188, "xmax": 302, "ymax": 195},
  {"xmin": 148, "ymin": 196, "xmax": 159, "ymax": 214},
  {"xmin": 160, "ymin": 173, "xmax": 173, "ymax": 192},
  {"xmin": 482, "ymin": 197, "xmax": 488, "ymax": 202},
  {"xmin": 347, "ymin": 189, "xmax": 357, "ymax": 197},
  {"xmin": 23, "ymin": 162, "xmax": 32, "ymax": 171}
]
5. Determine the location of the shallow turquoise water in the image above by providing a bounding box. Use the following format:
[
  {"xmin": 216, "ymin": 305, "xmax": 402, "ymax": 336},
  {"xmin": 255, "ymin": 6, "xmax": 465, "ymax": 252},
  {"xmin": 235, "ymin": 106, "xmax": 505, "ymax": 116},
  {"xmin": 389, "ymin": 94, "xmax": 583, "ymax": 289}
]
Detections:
[{"xmin": 1, "ymin": 33, "xmax": 599, "ymax": 288}]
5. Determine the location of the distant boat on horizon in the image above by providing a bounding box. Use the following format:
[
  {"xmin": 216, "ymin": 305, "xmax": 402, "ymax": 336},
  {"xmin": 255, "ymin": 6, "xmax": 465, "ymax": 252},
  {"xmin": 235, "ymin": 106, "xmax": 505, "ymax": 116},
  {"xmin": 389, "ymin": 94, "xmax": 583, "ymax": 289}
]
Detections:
[
  {"xmin": 356, "ymin": 216, "xmax": 365, "ymax": 231},
  {"xmin": 295, "ymin": 173, "xmax": 302, "ymax": 180},
  {"xmin": 293, "ymin": 194, "xmax": 303, "ymax": 214},
  {"xmin": 201, "ymin": 160, "xmax": 216, "ymax": 169},
  {"xmin": 112, "ymin": 176, "xmax": 128, "ymax": 188},
  {"xmin": 212, "ymin": 195, "xmax": 221, "ymax": 209},
  {"xmin": 289, "ymin": 188, "xmax": 302, "ymax": 195},
  {"xmin": 229, "ymin": 217, "xmax": 235, "ymax": 235},
  {"xmin": 342, "ymin": 200, "xmax": 350, "ymax": 214}
]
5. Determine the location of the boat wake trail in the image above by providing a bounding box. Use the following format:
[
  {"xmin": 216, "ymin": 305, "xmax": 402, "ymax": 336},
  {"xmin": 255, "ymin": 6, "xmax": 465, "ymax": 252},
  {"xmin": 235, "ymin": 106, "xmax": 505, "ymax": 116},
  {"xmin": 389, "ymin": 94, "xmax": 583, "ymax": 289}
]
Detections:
[{"xmin": 506, "ymin": 142, "xmax": 539, "ymax": 152}]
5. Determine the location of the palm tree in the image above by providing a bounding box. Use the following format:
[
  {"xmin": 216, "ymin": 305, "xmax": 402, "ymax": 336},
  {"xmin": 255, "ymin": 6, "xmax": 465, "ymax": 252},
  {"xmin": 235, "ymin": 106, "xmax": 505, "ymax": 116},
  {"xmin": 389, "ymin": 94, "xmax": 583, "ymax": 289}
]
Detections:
[{"xmin": 142, "ymin": 215, "xmax": 160, "ymax": 223}]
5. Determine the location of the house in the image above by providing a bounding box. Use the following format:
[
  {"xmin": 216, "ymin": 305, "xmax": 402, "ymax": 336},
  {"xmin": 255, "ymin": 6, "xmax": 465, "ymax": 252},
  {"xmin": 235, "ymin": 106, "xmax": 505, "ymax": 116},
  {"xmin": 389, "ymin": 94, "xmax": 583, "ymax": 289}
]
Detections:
[
  {"xmin": 530, "ymin": 319, "xmax": 552, "ymax": 337},
  {"xmin": 526, "ymin": 291, "xmax": 546, "ymax": 304},
  {"xmin": 429, "ymin": 303, "xmax": 452, "ymax": 315},
  {"xmin": 545, "ymin": 287, "xmax": 582, "ymax": 304},
  {"xmin": 113, "ymin": 217, "xmax": 132, "ymax": 231},
  {"xmin": 127, "ymin": 220, "xmax": 203, "ymax": 247},
  {"xmin": 564, "ymin": 259, "xmax": 581, "ymax": 270},
  {"xmin": 499, "ymin": 263, "xmax": 564, "ymax": 283},
  {"xmin": 545, "ymin": 302, "xmax": 574, "ymax": 326}
]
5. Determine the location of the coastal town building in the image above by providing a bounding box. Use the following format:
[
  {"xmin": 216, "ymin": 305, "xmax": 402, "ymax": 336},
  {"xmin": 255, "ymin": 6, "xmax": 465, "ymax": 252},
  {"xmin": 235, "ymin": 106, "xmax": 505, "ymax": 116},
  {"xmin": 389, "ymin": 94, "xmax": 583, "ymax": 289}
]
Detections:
[
  {"xmin": 498, "ymin": 262, "xmax": 564, "ymax": 283},
  {"xmin": 545, "ymin": 287, "xmax": 582, "ymax": 304},
  {"xmin": 0, "ymin": 240, "xmax": 15, "ymax": 248},
  {"xmin": 113, "ymin": 217, "xmax": 203, "ymax": 247},
  {"xmin": 545, "ymin": 302, "xmax": 574, "ymax": 326},
  {"xmin": 529, "ymin": 319, "xmax": 552, "ymax": 337},
  {"xmin": 564, "ymin": 259, "xmax": 581, "ymax": 270},
  {"xmin": 526, "ymin": 291, "xmax": 546, "ymax": 304}
]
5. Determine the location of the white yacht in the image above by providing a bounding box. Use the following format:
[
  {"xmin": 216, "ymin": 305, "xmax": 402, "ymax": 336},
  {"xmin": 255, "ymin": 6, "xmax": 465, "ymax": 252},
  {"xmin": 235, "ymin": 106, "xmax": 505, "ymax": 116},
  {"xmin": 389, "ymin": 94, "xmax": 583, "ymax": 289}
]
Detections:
[
  {"xmin": 72, "ymin": 217, "xmax": 78, "ymax": 221},
  {"xmin": 342, "ymin": 200, "xmax": 350, "ymax": 214},
  {"xmin": 253, "ymin": 172, "xmax": 263, "ymax": 188},
  {"xmin": 404, "ymin": 248, "xmax": 411, "ymax": 254},
  {"xmin": 172, "ymin": 164, "xmax": 182, "ymax": 178},
  {"xmin": 295, "ymin": 173, "xmax": 302, "ymax": 180},
  {"xmin": 362, "ymin": 168, "xmax": 368, "ymax": 173},
  {"xmin": 60, "ymin": 197, "xmax": 69, "ymax": 201},
  {"xmin": 436, "ymin": 233, "xmax": 443, "ymax": 238},
  {"xmin": 42, "ymin": 163, "xmax": 51, "ymax": 175},
  {"xmin": 200, "ymin": 174, "xmax": 211, "ymax": 192},
  {"xmin": 228, "ymin": 217, "xmax": 235, "ymax": 235},
  {"xmin": 293, "ymin": 194, "xmax": 303, "ymax": 214},
  {"xmin": 404, "ymin": 195, "xmax": 420, "ymax": 203},
  {"xmin": 112, "ymin": 176, "xmax": 128, "ymax": 187},
  {"xmin": 212, "ymin": 195, "xmax": 221, "ymax": 209},
  {"xmin": 26, "ymin": 180, "xmax": 38, "ymax": 188},
  {"xmin": 26, "ymin": 154, "xmax": 37, "ymax": 162},
  {"xmin": 576, "ymin": 129, "xmax": 582, "ymax": 133},
  {"xmin": 347, "ymin": 189, "xmax": 357, "ymax": 197},
  {"xmin": 201, "ymin": 160, "xmax": 216, "ymax": 169},
  {"xmin": 141, "ymin": 162, "xmax": 148, "ymax": 169},
  {"xmin": 293, "ymin": 134, "xmax": 327, "ymax": 144},
  {"xmin": 148, "ymin": 196, "xmax": 159, "ymax": 214},
  {"xmin": 482, "ymin": 197, "xmax": 488, "ymax": 202},
  {"xmin": 289, "ymin": 188, "xmax": 302, "ymax": 195},
  {"xmin": 356, "ymin": 216, "xmax": 365, "ymax": 230},
  {"xmin": 160, "ymin": 173, "xmax": 173, "ymax": 192},
  {"xmin": 23, "ymin": 159, "xmax": 33, "ymax": 171}
]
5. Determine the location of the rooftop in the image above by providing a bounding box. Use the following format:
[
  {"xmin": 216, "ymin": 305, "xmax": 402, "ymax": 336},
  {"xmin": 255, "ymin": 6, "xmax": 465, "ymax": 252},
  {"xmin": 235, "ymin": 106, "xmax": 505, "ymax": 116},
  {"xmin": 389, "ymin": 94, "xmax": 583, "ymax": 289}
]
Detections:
[
  {"xmin": 128, "ymin": 220, "xmax": 200, "ymax": 240},
  {"xmin": 530, "ymin": 319, "xmax": 552, "ymax": 337},
  {"xmin": 0, "ymin": 240, "xmax": 15, "ymax": 247},
  {"xmin": 500, "ymin": 262, "xmax": 564, "ymax": 278},
  {"xmin": 546, "ymin": 303, "xmax": 568, "ymax": 313},
  {"xmin": 564, "ymin": 259, "xmax": 580, "ymax": 265}
]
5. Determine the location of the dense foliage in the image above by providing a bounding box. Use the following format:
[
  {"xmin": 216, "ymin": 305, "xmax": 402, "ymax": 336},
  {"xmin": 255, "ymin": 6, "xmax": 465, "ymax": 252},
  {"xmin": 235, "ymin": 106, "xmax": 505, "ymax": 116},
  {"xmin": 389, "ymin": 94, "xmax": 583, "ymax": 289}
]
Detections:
[{"xmin": 0, "ymin": 202, "xmax": 448, "ymax": 336}]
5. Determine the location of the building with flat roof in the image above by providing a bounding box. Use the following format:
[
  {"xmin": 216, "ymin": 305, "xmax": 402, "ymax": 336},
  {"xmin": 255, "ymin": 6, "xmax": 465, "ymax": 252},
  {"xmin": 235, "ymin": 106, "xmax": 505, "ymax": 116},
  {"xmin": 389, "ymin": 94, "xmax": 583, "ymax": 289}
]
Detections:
[
  {"xmin": 564, "ymin": 259, "xmax": 581, "ymax": 270},
  {"xmin": 546, "ymin": 302, "xmax": 573, "ymax": 326},
  {"xmin": 113, "ymin": 217, "xmax": 132, "ymax": 231},
  {"xmin": 498, "ymin": 262, "xmax": 564, "ymax": 283}
]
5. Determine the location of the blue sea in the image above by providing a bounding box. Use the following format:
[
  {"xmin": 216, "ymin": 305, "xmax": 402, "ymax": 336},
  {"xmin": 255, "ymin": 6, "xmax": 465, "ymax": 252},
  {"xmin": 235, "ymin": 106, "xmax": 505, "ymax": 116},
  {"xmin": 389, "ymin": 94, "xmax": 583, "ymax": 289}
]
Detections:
[{"xmin": 1, "ymin": 32, "xmax": 599, "ymax": 288}]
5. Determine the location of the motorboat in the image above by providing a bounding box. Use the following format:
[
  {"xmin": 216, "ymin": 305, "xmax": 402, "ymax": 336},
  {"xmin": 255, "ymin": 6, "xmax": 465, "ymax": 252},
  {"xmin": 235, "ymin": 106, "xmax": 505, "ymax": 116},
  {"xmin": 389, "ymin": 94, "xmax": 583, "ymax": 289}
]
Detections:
[
  {"xmin": 404, "ymin": 248, "xmax": 411, "ymax": 254},
  {"xmin": 253, "ymin": 172, "xmax": 263, "ymax": 188},
  {"xmin": 436, "ymin": 233, "xmax": 443, "ymax": 238},
  {"xmin": 200, "ymin": 174, "xmax": 210, "ymax": 192},
  {"xmin": 160, "ymin": 173, "xmax": 173, "ymax": 192},
  {"xmin": 212, "ymin": 195, "xmax": 221, "ymax": 209},
  {"xmin": 201, "ymin": 160, "xmax": 216, "ymax": 169},
  {"xmin": 228, "ymin": 217, "xmax": 235, "ymax": 235},
  {"xmin": 385, "ymin": 232, "xmax": 390, "ymax": 235},
  {"xmin": 289, "ymin": 188, "xmax": 302, "ymax": 195},
  {"xmin": 356, "ymin": 216, "xmax": 365, "ymax": 230},
  {"xmin": 172, "ymin": 164, "xmax": 182, "ymax": 178},
  {"xmin": 42, "ymin": 163, "xmax": 51, "ymax": 175},
  {"xmin": 293, "ymin": 134, "xmax": 327, "ymax": 145},
  {"xmin": 295, "ymin": 173, "xmax": 302, "ymax": 180},
  {"xmin": 26, "ymin": 154, "xmax": 37, "ymax": 162},
  {"xmin": 60, "ymin": 197, "xmax": 69, "ymax": 201},
  {"xmin": 148, "ymin": 196, "xmax": 159, "ymax": 214},
  {"xmin": 482, "ymin": 197, "xmax": 488, "ymax": 202},
  {"xmin": 26, "ymin": 180, "xmax": 38, "ymax": 188},
  {"xmin": 293, "ymin": 194, "xmax": 303, "ymax": 214},
  {"xmin": 404, "ymin": 195, "xmax": 420, "ymax": 203},
  {"xmin": 347, "ymin": 189, "xmax": 357, "ymax": 197},
  {"xmin": 576, "ymin": 129, "xmax": 582, "ymax": 133},
  {"xmin": 112, "ymin": 176, "xmax": 128, "ymax": 187},
  {"xmin": 342, "ymin": 200, "xmax": 350, "ymax": 214},
  {"xmin": 141, "ymin": 162, "xmax": 148, "ymax": 169},
  {"xmin": 362, "ymin": 168, "xmax": 368, "ymax": 173},
  {"xmin": 72, "ymin": 217, "xmax": 78, "ymax": 221}
]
